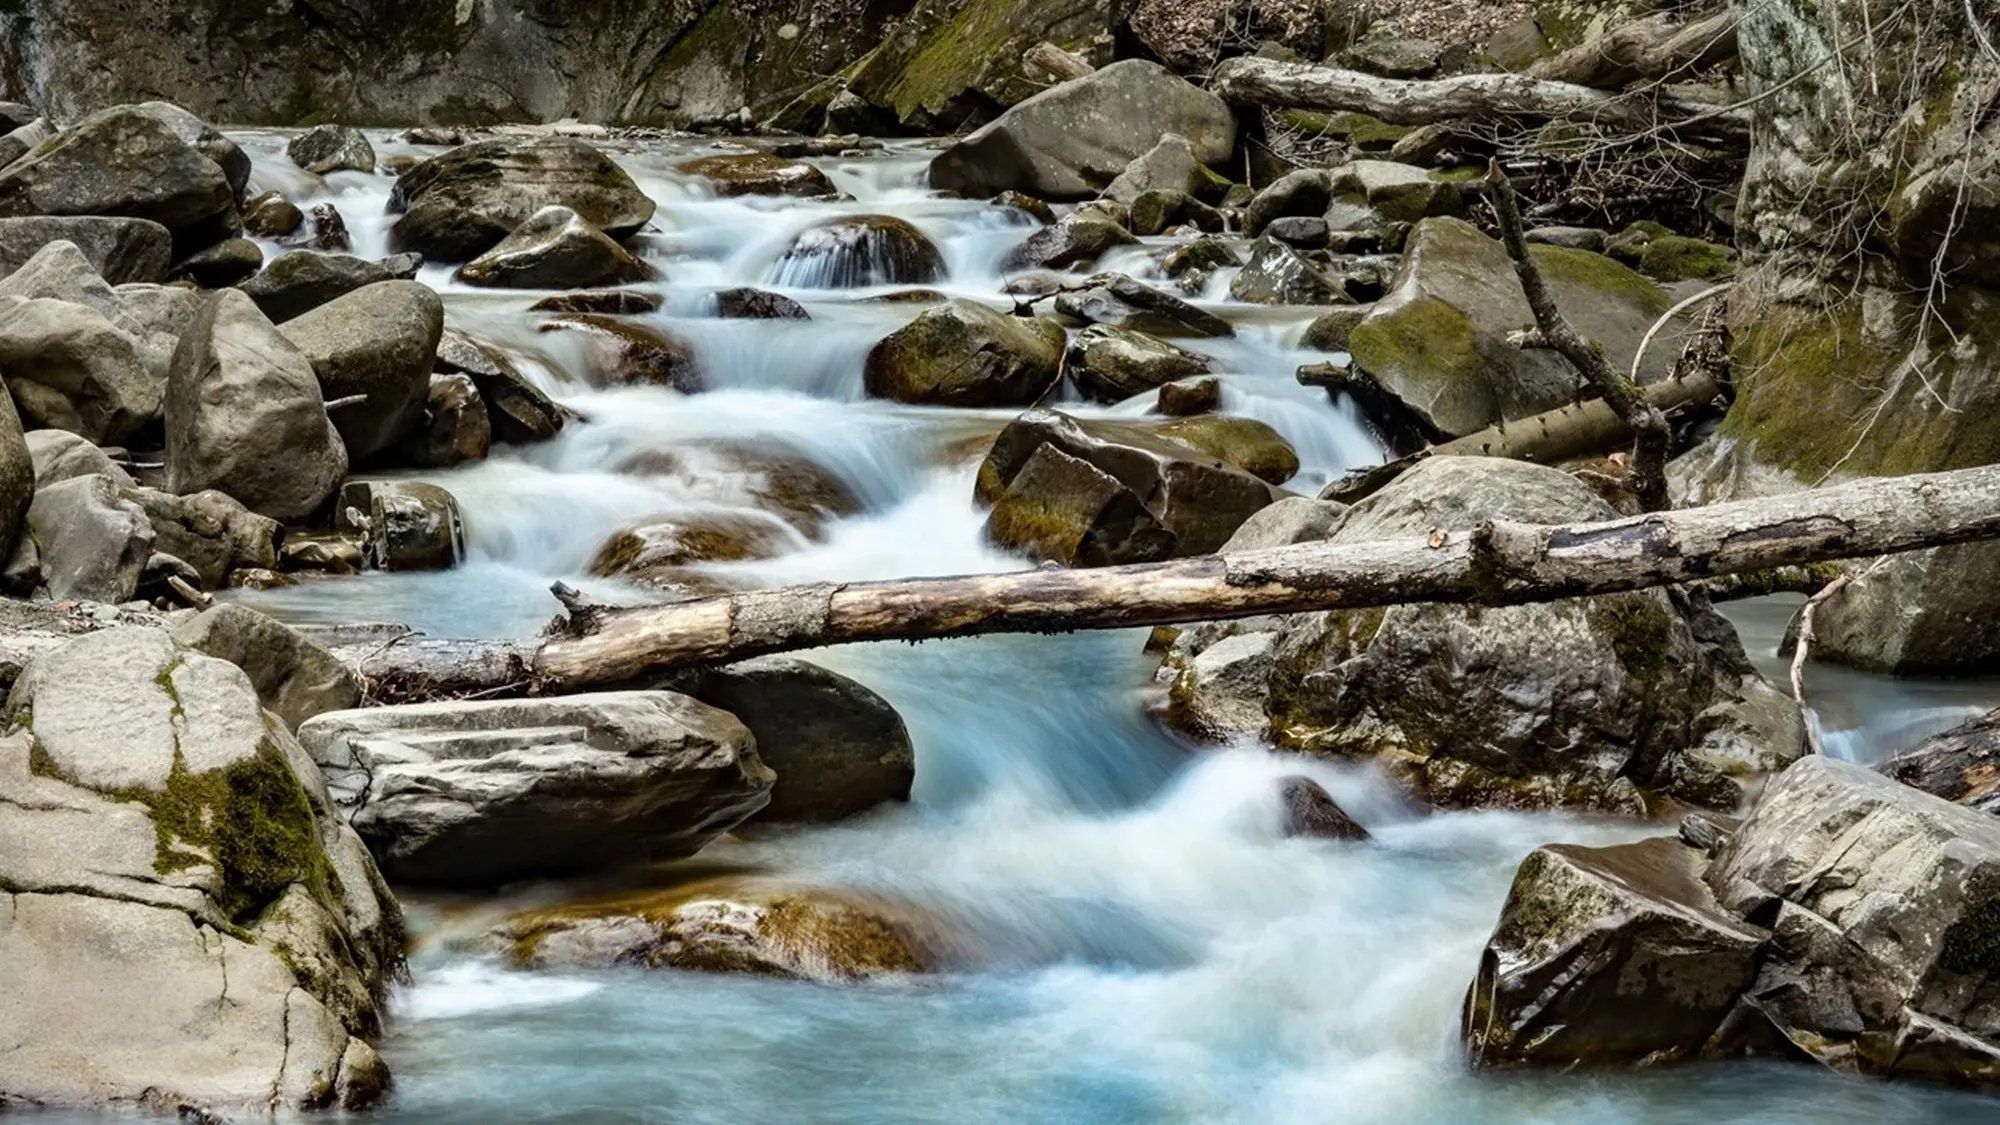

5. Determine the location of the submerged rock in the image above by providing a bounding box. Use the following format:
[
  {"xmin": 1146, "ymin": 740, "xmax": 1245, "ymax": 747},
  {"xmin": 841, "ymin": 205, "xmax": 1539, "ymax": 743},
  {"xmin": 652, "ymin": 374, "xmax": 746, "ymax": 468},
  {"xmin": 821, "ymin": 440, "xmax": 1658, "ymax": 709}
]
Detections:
[
  {"xmin": 457, "ymin": 205, "xmax": 657, "ymax": 290},
  {"xmin": 539, "ymin": 314, "xmax": 702, "ymax": 393},
  {"xmin": 614, "ymin": 441, "xmax": 862, "ymax": 540},
  {"xmin": 864, "ymin": 300, "xmax": 1065, "ymax": 407},
  {"xmin": 389, "ymin": 138, "xmax": 657, "ymax": 261},
  {"xmin": 529, "ymin": 289, "xmax": 664, "ymax": 316},
  {"xmin": 295, "ymin": 693, "xmax": 773, "ymax": 888},
  {"xmin": 712, "ymin": 287, "xmax": 809, "ymax": 319},
  {"xmin": 1280, "ymin": 776, "xmax": 1370, "ymax": 840},
  {"xmin": 677, "ymin": 153, "xmax": 836, "ymax": 198},
  {"xmin": 591, "ymin": 513, "xmax": 794, "ymax": 590},
  {"xmin": 165, "ymin": 290, "xmax": 348, "ymax": 523},
  {"xmin": 0, "ymin": 627, "xmax": 400, "ymax": 1113},
  {"xmin": 497, "ymin": 879, "xmax": 925, "ymax": 982},
  {"xmin": 930, "ymin": 60, "xmax": 1235, "ymax": 200},
  {"xmin": 766, "ymin": 216, "xmax": 946, "ymax": 289}
]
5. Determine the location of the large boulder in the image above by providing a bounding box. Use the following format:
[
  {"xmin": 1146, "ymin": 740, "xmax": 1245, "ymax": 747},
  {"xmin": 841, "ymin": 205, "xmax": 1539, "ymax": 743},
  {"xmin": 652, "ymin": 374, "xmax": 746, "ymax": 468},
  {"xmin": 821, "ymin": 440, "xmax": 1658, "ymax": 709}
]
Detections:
[
  {"xmin": 172, "ymin": 604, "xmax": 361, "ymax": 730},
  {"xmin": 238, "ymin": 251, "xmax": 401, "ymax": 324},
  {"xmin": 1065, "ymin": 324, "xmax": 1212, "ymax": 403},
  {"xmin": 977, "ymin": 409, "xmax": 1280, "ymax": 562},
  {"xmin": 1467, "ymin": 756, "xmax": 2000, "ymax": 1092},
  {"xmin": 130, "ymin": 101, "xmax": 252, "ymax": 200},
  {"xmin": 1168, "ymin": 457, "xmax": 1787, "ymax": 810},
  {"xmin": 294, "ymin": 693, "xmax": 774, "ymax": 888},
  {"xmin": 388, "ymin": 138, "xmax": 657, "ymax": 261},
  {"xmin": 0, "ymin": 627, "xmax": 400, "ymax": 1112},
  {"xmin": 165, "ymin": 290, "xmax": 348, "ymax": 522},
  {"xmin": 25, "ymin": 428, "xmax": 131, "ymax": 489},
  {"xmin": 495, "ymin": 878, "xmax": 926, "ymax": 982},
  {"xmin": 457, "ymin": 205, "xmax": 657, "ymax": 290},
  {"xmin": 24, "ymin": 473, "xmax": 153, "ymax": 602},
  {"xmin": 279, "ymin": 281, "xmax": 445, "ymax": 464},
  {"xmin": 1104, "ymin": 133, "xmax": 1223, "ymax": 204},
  {"xmin": 863, "ymin": 300, "xmax": 1066, "ymax": 407},
  {"xmin": 765, "ymin": 216, "xmax": 946, "ymax": 289},
  {"xmin": 0, "ymin": 217, "xmax": 172, "ymax": 284},
  {"xmin": 0, "ymin": 106, "xmax": 236, "ymax": 251},
  {"xmin": 690, "ymin": 657, "xmax": 916, "ymax": 823},
  {"xmin": 0, "ymin": 296, "xmax": 160, "ymax": 444},
  {"xmin": 929, "ymin": 60, "xmax": 1236, "ymax": 200},
  {"xmin": 1000, "ymin": 211, "xmax": 1136, "ymax": 271},
  {"xmin": 1796, "ymin": 544, "xmax": 2000, "ymax": 674},
  {"xmin": 1347, "ymin": 216, "xmax": 1682, "ymax": 438},
  {"xmin": 287, "ymin": 124, "xmax": 376, "ymax": 175}
]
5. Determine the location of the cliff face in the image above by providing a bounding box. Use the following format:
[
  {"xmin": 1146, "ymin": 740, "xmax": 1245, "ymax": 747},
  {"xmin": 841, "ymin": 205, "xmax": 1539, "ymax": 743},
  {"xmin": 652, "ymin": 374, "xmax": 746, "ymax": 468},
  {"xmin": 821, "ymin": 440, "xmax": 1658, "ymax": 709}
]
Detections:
[{"xmin": 0, "ymin": 0, "xmax": 1134, "ymax": 129}]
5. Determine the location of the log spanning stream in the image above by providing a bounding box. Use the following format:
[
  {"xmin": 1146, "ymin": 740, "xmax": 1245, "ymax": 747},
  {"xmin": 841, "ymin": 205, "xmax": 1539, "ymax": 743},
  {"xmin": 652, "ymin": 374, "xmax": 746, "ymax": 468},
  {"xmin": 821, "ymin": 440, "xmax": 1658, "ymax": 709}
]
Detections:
[{"xmin": 49, "ymin": 131, "xmax": 2000, "ymax": 1124}]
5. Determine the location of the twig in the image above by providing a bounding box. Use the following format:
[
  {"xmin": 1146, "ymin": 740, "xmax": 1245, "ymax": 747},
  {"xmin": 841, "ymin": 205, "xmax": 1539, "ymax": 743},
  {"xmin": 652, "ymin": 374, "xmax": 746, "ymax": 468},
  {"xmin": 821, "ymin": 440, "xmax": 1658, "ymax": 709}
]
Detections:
[
  {"xmin": 1630, "ymin": 282, "xmax": 1734, "ymax": 385},
  {"xmin": 1789, "ymin": 559, "xmax": 1887, "ymax": 753},
  {"xmin": 166, "ymin": 576, "xmax": 213, "ymax": 610}
]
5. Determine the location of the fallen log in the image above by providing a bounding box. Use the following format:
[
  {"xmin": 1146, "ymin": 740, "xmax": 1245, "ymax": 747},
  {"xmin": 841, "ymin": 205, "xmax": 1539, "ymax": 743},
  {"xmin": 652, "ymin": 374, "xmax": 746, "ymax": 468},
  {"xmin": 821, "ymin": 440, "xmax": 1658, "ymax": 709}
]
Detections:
[
  {"xmin": 1211, "ymin": 56, "xmax": 1750, "ymax": 151},
  {"xmin": 1528, "ymin": 10, "xmax": 1739, "ymax": 90},
  {"xmin": 503, "ymin": 463, "xmax": 2000, "ymax": 687}
]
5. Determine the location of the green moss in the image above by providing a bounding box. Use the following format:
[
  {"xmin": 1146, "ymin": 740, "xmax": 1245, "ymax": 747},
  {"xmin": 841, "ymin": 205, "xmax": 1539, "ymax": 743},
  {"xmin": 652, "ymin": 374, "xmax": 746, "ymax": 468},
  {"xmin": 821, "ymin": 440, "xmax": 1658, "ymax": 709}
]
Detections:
[
  {"xmin": 1348, "ymin": 295, "xmax": 1485, "ymax": 395},
  {"xmin": 1281, "ymin": 110, "xmax": 1413, "ymax": 151},
  {"xmin": 146, "ymin": 742, "xmax": 328, "ymax": 923},
  {"xmin": 1938, "ymin": 870, "xmax": 2000, "ymax": 976},
  {"xmin": 1593, "ymin": 593, "xmax": 1678, "ymax": 685},
  {"xmin": 1637, "ymin": 235, "xmax": 1736, "ymax": 282}
]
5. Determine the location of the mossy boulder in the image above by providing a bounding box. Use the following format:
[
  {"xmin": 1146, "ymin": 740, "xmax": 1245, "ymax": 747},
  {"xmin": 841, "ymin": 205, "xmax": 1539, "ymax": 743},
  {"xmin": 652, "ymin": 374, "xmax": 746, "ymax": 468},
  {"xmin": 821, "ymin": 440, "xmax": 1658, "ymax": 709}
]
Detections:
[
  {"xmin": 1001, "ymin": 212, "xmax": 1137, "ymax": 271},
  {"xmin": 0, "ymin": 627, "xmax": 399, "ymax": 1112},
  {"xmin": 1347, "ymin": 216, "xmax": 1680, "ymax": 437},
  {"xmin": 1635, "ymin": 234, "xmax": 1736, "ymax": 282},
  {"xmin": 494, "ymin": 877, "xmax": 928, "ymax": 982},
  {"xmin": 388, "ymin": 138, "xmax": 657, "ymax": 262},
  {"xmin": 1167, "ymin": 457, "xmax": 1785, "ymax": 811},
  {"xmin": 864, "ymin": 300, "xmax": 1066, "ymax": 407},
  {"xmin": 1332, "ymin": 160, "xmax": 1464, "ymax": 224}
]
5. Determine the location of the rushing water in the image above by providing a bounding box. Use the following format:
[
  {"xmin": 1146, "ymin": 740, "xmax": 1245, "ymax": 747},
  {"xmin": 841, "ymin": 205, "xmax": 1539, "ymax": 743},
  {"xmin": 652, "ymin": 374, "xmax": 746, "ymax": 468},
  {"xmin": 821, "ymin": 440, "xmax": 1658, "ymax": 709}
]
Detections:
[{"xmin": 119, "ymin": 131, "xmax": 2000, "ymax": 1123}]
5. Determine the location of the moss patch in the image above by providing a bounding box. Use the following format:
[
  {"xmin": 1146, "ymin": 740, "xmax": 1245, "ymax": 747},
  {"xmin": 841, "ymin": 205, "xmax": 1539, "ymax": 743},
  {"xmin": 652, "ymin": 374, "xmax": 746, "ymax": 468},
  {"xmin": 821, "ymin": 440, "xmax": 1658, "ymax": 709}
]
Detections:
[
  {"xmin": 1348, "ymin": 296, "xmax": 1490, "ymax": 427},
  {"xmin": 147, "ymin": 742, "xmax": 329, "ymax": 923},
  {"xmin": 1638, "ymin": 235, "xmax": 1736, "ymax": 282}
]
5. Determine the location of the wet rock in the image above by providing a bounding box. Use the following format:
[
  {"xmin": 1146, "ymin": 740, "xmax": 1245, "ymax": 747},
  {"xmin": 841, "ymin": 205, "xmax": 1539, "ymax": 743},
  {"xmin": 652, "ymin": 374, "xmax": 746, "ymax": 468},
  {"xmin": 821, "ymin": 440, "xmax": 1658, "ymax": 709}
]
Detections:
[
  {"xmin": 1526, "ymin": 225, "xmax": 1609, "ymax": 252},
  {"xmin": 1348, "ymin": 216, "xmax": 1681, "ymax": 438},
  {"xmin": 0, "ymin": 217, "xmax": 171, "ymax": 284},
  {"xmin": 591, "ymin": 514, "xmax": 794, "ymax": 588},
  {"xmin": 400, "ymin": 127, "xmax": 465, "ymax": 147},
  {"xmin": 0, "ymin": 627, "xmax": 399, "ymax": 1112},
  {"xmin": 1465, "ymin": 835, "xmax": 1765, "ymax": 1068},
  {"xmin": 298, "ymin": 202, "xmax": 352, "ymax": 252},
  {"xmin": 240, "ymin": 191, "xmax": 305, "ymax": 239},
  {"xmin": 1157, "ymin": 375, "xmax": 1222, "ymax": 417},
  {"xmin": 341, "ymin": 479, "xmax": 465, "ymax": 572},
  {"xmin": 418, "ymin": 374, "xmax": 492, "ymax": 468},
  {"xmin": 1159, "ymin": 234, "xmax": 1241, "ymax": 279},
  {"xmin": 165, "ymin": 289, "xmax": 347, "ymax": 522},
  {"xmin": 1105, "ymin": 133, "xmax": 1226, "ymax": 205},
  {"xmin": 1128, "ymin": 189, "xmax": 1224, "ymax": 237},
  {"xmin": 1153, "ymin": 415, "xmax": 1300, "ymax": 485},
  {"xmin": 170, "ymin": 236, "xmax": 263, "ymax": 288},
  {"xmin": 614, "ymin": 441, "xmax": 862, "ymax": 540},
  {"xmin": 0, "ymin": 106, "xmax": 235, "ymax": 252},
  {"xmin": 238, "ymin": 250, "xmax": 400, "ymax": 323},
  {"xmin": 1168, "ymin": 630, "xmax": 1281, "ymax": 740},
  {"xmin": 1066, "ymin": 324, "xmax": 1212, "ymax": 403},
  {"xmin": 712, "ymin": 287, "xmax": 808, "ymax": 319},
  {"xmin": 931, "ymin": 61, "xmax": 1236, "ymax": 201},
  {"xmin": 131, "ymin": 101, "xmax": 251, "ymax": 200},
  {"xmin": 691, "ymin": 657, "xmax": 916, "ymax": 823},
  {"xmin": 1244, "ymin": 169, "xmax": 1333, "ymax": 238},
  {"xmin": 1333, "ymin": 160, "xmax": 1462, "ymax": 223},
  {"xmin": 1230, "ymin": 237, "xmax": 1349, "ymax": 305},
  {"xmin": 677, "ymin": 153, "xmax": 835, "ymax": 198},
  {"xmin": 0, "ymin": 296, "xmax": 160, "ymax": 444},
  {"xmin": 124, "ymin": 486, "xmax": 280, "ymax": 591},
  {"xmin": 295, "ymin": 692, "xmax": 773, "ymax": 888},
  {"xmin": 1059, "ymin": 275, "xmax": 1232, "ymax": 339},
  {"xmin": 978, "ymin": 409, "xmax": 1279, "ymax": 559},
  {"xmin": 280, "ymin": 531, "xmax": 364, "ymax": 575},
  {"xmin": 287, "ymin": 124, "xmax": 376, "ymax": 175},
  {"xmin": 1001, "ymin": 212, "xmax": 1138, "ymax": 272},
  {"xmin": 540, "ymin": 314, "xmax": 702, "ymax": 394},
  {"xmin": 1280, "ymin": 776, "xmax": 1369, "ymax": 840},
  {"xmin": 529, "ymin": 289, "xmax": 664, "ymax": 315},
  {"xmin": 1265, "ymin": 216, "xmax": 1330, "ymax": 250},
  {"xmin": 25, "ymin": 429, "xmax": 132, "ymax": 490},
  {"xmin": 279, "ymin": 280, "xmax": 445, "ymax": 464},
  {"xmin": 1879, "ymin": 710, "xmax": 2000, "ymax": 813},
  {"xmin": 25, "ymin": 474, "xmax": 153, "ymax": 602},
  {"xmin": 864, "ymin": 300, "xmax": 1065, "ymax": 407},
  {"xmin": 389, "ymin": 138, "xmax": 657, "ymax": 261},
  {"xmin": 766, "ymin": 215, "xmax": 945, "ymax": 288},
  {"xmin": 993, "ymin": 191, "xmax": 1056, "ymax": 224},
  {"xmin": 171, "ymin": 602, "xmax": 360, "ymax": 729},
  {"xmin": 435, "ymin": 328, "xmax": 568, "ymax": 443},
  {"xmin": 1301, "ymin": 306, "xmax": 1371, "ymax": 352},
  {"xmin": 497, "ymin": 879, "xmax": 922, "ymax": 981},
  {"xmin": 457, "ymin": 205, "xmax": 657, "ymax": 290},
  {"xmin": 986, "ymin": 444, "xmax": 1178, "ymax": 567}
]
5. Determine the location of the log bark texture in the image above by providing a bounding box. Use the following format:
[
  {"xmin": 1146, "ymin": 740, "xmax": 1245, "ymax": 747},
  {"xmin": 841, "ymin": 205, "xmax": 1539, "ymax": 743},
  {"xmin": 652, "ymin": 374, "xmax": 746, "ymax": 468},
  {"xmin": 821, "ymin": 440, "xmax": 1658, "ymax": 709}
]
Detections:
[
  {"xmin": 1211, "ymin": 56, "xmax": 1751, "ymax": 150},
  {"xmin": 1528, "ymin": 11, "xmax": 1739, "ymax": 89},
  {"xmin": 522, "ymin": 463, "xmax": 2000, "ymax": 686}
]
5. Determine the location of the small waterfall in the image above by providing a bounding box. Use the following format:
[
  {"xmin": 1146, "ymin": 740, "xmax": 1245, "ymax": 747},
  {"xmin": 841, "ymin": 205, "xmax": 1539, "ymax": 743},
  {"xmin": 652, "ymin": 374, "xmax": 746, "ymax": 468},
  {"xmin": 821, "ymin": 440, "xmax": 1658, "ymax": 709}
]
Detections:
[{"xmin": 765, "ymin": 215, "xmax": 949, "ymax": 288}]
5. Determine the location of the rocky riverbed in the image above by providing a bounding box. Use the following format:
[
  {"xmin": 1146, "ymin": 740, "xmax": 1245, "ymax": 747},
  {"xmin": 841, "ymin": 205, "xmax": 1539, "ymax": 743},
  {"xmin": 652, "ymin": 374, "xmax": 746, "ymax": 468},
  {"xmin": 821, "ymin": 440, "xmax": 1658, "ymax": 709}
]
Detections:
[{"xmin": 1, "ymin": 6, "xmax": 1999, "ymax": 1121}]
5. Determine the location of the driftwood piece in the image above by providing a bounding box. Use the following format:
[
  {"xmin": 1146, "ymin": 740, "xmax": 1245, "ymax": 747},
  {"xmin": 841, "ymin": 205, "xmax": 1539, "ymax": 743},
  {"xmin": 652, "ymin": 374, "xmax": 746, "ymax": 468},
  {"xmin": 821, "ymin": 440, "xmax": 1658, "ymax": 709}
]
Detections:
[
  {"xmin": 1210, "ymin": 56, "xmax": 1751, "ymax": 150},
  {"xmin": 1529, "ymin": 10, "xmax": 1740, "ymax": 89},
  {"xmin": 507, "ymin": 463, "xmax": 2000, "ymax": 687},
  {"xmin": 1478, "ymin": 167, "xmax": 1675, "ymax": 511}
]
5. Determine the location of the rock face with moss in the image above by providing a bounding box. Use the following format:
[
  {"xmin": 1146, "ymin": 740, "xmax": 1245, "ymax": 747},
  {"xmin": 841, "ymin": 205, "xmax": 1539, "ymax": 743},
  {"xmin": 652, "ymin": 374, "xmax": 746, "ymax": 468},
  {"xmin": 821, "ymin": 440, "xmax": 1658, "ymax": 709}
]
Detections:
[
  {"xmin": 0, "ymin": 627, "xmax": 400, "ymax": 1113},
  {"xmin": 1165, "ymin": 457, "xmax": 1795, "ymax": 812},
  {"xmin": 1346, "ymin": 216, "xmax": 1683, "ymax": 438},
  {"xmin": 294, "ymin": 692, "xmax": 774, "ymax": 888},
  {"xmin": 864, "ymin": 300, "xmax": 1066, "ymax": 407},
  {"xmin": 1467, "ymin": 756, "xmax": 2000, "ymax": 1092}
]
